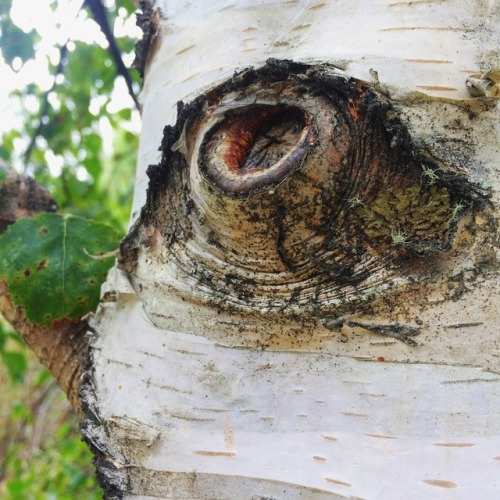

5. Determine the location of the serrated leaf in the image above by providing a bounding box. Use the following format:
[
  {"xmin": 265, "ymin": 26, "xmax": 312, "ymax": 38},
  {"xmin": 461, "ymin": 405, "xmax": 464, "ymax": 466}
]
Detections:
[{"xmin": 0, "ymin": 213, "xmax": 120, "ymax": 326}]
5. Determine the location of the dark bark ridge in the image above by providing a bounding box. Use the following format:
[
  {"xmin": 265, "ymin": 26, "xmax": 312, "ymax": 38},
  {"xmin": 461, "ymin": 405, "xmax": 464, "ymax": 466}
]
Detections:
[
  {"xmin": 121, "ymin": 59, "xmax": 485, "ymax": 318},
  {"xmin": 133, "ymin": 0, "xmax": 160, "ymax": 78},
  {"xmin": 80, "ymin": 347, "xmax": 129, "ymax": 500}
]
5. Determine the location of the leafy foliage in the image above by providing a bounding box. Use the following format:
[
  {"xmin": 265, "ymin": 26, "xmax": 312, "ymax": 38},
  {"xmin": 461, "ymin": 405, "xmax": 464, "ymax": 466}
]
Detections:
[
  {"xmin": 0, "ymin": 0, "xmax": 141, "ymax": 495},
  {"xmin": 0, "ymin": 347, "xmax": 100, "ymax": 499},
  {"xmin": 0, "ymin": 322, "xmax": 27, "ymax": 383},
  {"xmin": 0, "ymin": 6, "xmax": 38, "ymax": 68},
  {"xmin": 0, "ymin": 213, "xmax": 120, "ymax": 326},
  {"xmin": 0, "ymin": 0, "xmax": 140, "ymax": 319},
  {"xmin": 1, "ymin": 0, "xmax": 140, "ymax": 230},
  {"xmin": 4, "ymin": 422, "xmax": 100, "ymax": 499}
]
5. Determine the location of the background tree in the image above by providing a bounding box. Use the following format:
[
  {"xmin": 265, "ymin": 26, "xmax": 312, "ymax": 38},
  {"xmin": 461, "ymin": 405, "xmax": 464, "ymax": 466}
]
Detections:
[{"xmin": 1, "ymin": 0, "xmax": 499, "ymax": 498}]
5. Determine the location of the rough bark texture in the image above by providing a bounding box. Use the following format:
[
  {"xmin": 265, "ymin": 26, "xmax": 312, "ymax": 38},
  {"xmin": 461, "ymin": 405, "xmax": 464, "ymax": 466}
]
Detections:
[
  {"xmin": 121, "ymin": 60, "xmax": 489, "ymax": 322},
  {"xmin": 1, "ymin": 1, "xmax": 499, "ymax": 497},
  {"xmin": 132, "ymin": 0, "xmax": 158, "ymax": 78},
  {"xmin": 80, "ymin": 0, "xmax": 499, "ymax": 497},
  {"xmin": 82, "ymin": 62, "xmax": 499, "ymax": 498},
  {"xmin": 0, "ymin": 160, "xmax": 57, "ymax": 231}
]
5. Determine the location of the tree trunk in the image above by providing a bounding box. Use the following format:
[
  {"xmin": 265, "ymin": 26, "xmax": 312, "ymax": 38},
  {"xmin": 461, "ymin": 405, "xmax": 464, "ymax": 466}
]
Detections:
[{"xmin": 12, "ymin": 1, "xmax": 500, "ymax": 498}]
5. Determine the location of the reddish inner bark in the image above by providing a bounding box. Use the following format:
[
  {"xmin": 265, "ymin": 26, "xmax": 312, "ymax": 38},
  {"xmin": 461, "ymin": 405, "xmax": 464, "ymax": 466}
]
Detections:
[{"xmin": 200, "ymin": 105, "xmax": 313, "ymax": 195}]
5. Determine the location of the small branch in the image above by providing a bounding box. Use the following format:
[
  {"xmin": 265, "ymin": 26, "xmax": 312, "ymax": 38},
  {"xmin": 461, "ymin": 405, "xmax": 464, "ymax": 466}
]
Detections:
[
  {"xmin": 23, "ymin": 0, "xmax": 140, "ymax": 169},
  {"xmin": 0, "ymin": 284, "xmax": 88, "ymax": 418},
  {"xmin": 85, "ymin": 0, "xmax": 141, "ymax": 110},
  {"xmin": 0, "ymin": 160, "xmax": 57, "ymax": 231},
  {"xmin": 0, "ymin": 164, "xmax": 87, "ymax": 417},
  {"xmin": 23, "ymin": 0, "xmax": 85, "ymax": 170}
]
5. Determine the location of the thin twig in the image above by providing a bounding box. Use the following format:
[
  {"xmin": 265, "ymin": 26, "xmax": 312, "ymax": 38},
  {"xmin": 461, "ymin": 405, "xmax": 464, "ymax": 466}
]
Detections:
[
  {"xmin": 23, "ymin": 0, "xmax": 140, "ymax": 170},
  {"xmin": 22, "ymin": 0, "xmax": 87, "ymax": 171},
  {"xmin": 84, "ymin": 0, "xmax": 140, "ymax": 110}
]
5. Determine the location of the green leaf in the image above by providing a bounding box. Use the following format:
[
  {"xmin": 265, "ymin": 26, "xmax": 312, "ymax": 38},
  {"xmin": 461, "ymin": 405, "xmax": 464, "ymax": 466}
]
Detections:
[
  {"xmin": 7, "ymin": 477, "xmax": 28, "ymax": 496},
  {"xmin": 0, "ymin": 213, "xmax": 120, "ymax": 326},
  {"xmin": 0, "ymin": 166, "xmax": 6, "ymax": 183},
  {"xmin": 82, "ymin": 132, "xmax": 103, "ymax": 158},
  {"xmin": 35, "ymin": 367, "xmax": 52, "ymax": 387},
  {"xmin": 0, "ymin": 17, "xmax": 37, "ymax": 68},
  {"xmin": 11, "ymin": 400, "xmax": 31, "ymax": 421},
  {"xmin": 117, "ymin": 0, "xmax": 137, "ymax": 17},
  {"xmin": 116, "ymin": 107, "xmax": 131, "ymax": 121},
  {"xmin": 0, "ymin": 0, "xmax": 12, "ymax": 16},
  {"xmin": 82, "ymin": 157, "xmax": 101, "ymax": 179},
  {"xmin": 1, "ymin": 350, "xmax": 27, "ymax": 383}
]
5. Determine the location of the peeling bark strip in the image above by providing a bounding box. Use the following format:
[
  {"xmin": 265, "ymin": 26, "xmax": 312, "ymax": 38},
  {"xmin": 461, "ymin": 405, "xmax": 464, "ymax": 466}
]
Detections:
[{"xmin": 121, "ymin": 59, "xmax": 488, "ymax": 318}]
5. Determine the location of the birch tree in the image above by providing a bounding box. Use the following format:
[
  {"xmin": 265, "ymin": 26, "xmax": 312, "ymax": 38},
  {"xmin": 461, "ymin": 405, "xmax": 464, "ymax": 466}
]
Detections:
[{"xmin": 1, "ymin": 0, "xmax": 499, "ymax": 498}]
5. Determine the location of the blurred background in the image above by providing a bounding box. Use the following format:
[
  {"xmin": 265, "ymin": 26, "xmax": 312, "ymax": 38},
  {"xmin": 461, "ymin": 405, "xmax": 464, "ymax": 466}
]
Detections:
[{"xmin": 0, "ymin": 0, "xmax": 141, "ymax": 496}]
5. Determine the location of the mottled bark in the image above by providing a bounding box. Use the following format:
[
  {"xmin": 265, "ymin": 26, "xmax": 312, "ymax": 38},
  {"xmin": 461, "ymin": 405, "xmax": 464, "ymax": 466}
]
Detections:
[{"xmin": 0, "ymin": 161, "xmax": 57, "ymax": 231}]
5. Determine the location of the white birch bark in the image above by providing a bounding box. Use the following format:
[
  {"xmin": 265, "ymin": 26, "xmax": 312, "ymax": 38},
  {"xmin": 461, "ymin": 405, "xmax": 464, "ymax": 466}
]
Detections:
[{"xmin": 81, "ymin": 1, "xmax": 500, "ymax": 498}]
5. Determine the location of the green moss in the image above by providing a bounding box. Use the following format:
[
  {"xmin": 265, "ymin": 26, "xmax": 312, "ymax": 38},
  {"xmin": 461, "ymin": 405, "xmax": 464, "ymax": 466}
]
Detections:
[{"xmin": 355, "ymin": 184, "xmax": 453, "ymax": 251}]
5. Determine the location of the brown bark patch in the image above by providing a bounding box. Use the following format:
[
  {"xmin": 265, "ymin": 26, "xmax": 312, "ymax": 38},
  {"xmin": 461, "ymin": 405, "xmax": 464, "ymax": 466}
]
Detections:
[{"xmin": 422, "ymin": 479, "xmax": 458, "ymax": 488}]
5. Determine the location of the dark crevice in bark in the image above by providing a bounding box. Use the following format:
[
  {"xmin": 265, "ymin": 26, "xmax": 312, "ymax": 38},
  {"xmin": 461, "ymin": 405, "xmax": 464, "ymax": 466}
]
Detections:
[
  {"xmin": 274, "ymin": 199, "xmax": 295, "ymax": 271},
  {"xmin": 199, "ymin": 105, "xmax": 313, "ymax": 196},
  {"xmin": 80, "ymin": 332, "xmax": 129, "ymax": 499}
]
